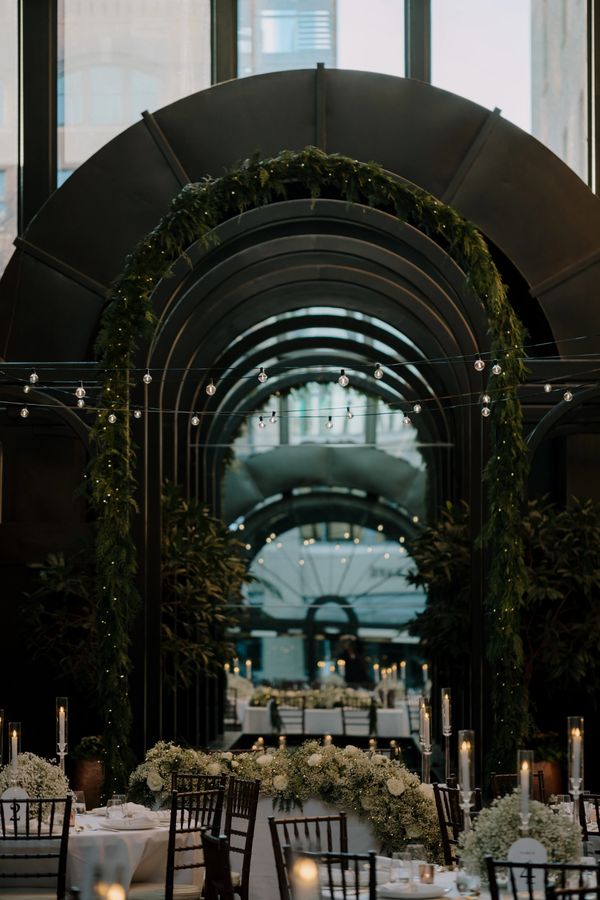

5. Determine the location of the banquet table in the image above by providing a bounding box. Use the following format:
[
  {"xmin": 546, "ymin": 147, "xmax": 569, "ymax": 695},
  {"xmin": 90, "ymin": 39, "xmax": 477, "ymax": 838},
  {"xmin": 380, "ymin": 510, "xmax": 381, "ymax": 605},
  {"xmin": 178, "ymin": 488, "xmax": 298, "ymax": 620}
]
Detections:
[{"xmin": 238, "ymin": 704, "xmax": 410, "ymax": 738}]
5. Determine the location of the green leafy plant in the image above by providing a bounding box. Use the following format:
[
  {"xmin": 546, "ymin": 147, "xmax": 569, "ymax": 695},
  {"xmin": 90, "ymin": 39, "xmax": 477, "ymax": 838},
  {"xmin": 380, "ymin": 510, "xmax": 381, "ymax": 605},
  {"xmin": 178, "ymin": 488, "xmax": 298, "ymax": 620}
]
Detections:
[
  {"xmin": 72, "ymin": 735, "xmax": 104, "ymax": 761},
  {"xmin": 161, "ymin": 482, "xmax": 251, "ymax": 689}
]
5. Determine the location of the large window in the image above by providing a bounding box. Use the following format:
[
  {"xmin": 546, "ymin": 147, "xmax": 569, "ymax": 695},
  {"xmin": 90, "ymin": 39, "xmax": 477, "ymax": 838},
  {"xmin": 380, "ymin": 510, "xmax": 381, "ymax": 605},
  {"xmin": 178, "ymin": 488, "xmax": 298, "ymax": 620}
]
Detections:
[
  {"xmin": 238, "ymin": 0, "xmax": 405, "ymax": 78},
  {"xmin": 0, "ymin": 0, "xmax": 17, "ymax": 274},
  {"xmin": 431, "ymin": 0, "xmax": 588, "ymax": 182},
  {"xmin": 57, "ymin": 0, "xmax": 211, "ymax": 179}
]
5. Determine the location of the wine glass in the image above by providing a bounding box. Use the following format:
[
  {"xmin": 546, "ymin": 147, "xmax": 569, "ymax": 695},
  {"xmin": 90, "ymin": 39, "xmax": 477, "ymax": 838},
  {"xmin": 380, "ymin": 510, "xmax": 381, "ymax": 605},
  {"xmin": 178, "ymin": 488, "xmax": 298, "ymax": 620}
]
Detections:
[{"xmin": 73, "ymin": 790, "xmax": 86, "ymax": 815}]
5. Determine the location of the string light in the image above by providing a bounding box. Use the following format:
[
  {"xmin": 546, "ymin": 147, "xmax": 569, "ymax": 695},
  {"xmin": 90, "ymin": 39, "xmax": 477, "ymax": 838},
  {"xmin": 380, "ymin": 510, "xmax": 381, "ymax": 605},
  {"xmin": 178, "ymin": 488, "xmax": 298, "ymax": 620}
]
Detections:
[
  {"xmin": 77, "ymin": 398, "xmax": 85, "ymax": 408},
  {"xmin": 346, "ymin": 406, "xmax": 353, "ymax": 419},
  {"xmin": 269, "ymin": 410, "xmax": 277, "ymax": 424},
  {"xmin": 563, "ymin": 390, "xmax": 573, "ymax": 402},
  {"xmin": 474, "ymin": 358, "xmax": 485, "ymax": 372},
  {"xmin": 75, "ymin": 382, "xmax": 86, "ymax": 399},
  {"xmin": 108, "ymin": 413, "xmax": 117, "ymax": 424},
  {"xmin": 133, "ymin": 409, "xmax": 142, "ymax": 419},
  {"xmin": 413, "ymin": 403, "xmax": 422, "ymax": 414},
  {"xmin": 403, "ymin": 414, "xmax": 411, "ymax": 425},
  {"xmin": 29, "ymin": 370, "xmax": 39, "ymax": 384},
  {"xmin": 491, "ymin": 362, "xmax": 502, "ymax": 375},
  {"xmin": 374, "ymin": 363, "xmax": 384, "ymax": 380},
  {"xmin": 338, "ymin": 369, "xmax": 349, "ymax": 387},
  {"xmin": 258, "ymin": 416, "xmax": 266, "ymax": 428},
  {"xmin": 191, "ymin": 414, "xmax": 200, "ymax": 426},
  {"xmin": 482, "ymin": 406, "xmax": 491, "ymax": 417},
  {"xmin": 20, "ymin": 407, "xmax": 29, "ymax": 418},
  {"xmin": 142, "ymin": 369, "xmax": 152, "ymax": 384},
  {"xmin": 258, "ymin": 367, "xmax": 268, "ymax": 383},
  {"xmin": 326, "ymin": 416, "xmax": 333, "ymax": 429},
  {"xmin": 543, "ymin": 383, "xmax": 552, "ymax": 393},
  {"xmin": 23, "ymin": 384, "xmax": 31, "ymax": 394},
  {"xmin": 205, "ymin": 379, "xmax": 217, "ymax": 396},
  {"xmin": 482, "ymin": 393, "xmax": 491, "ymax": 405}
]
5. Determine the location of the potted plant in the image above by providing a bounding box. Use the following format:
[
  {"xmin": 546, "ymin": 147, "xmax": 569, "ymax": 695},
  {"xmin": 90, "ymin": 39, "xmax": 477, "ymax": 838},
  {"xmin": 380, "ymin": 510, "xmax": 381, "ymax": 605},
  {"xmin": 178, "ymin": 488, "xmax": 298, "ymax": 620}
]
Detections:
[{"xmin": 72, "ymin": 735, "xmax": 105, "ymax": 809}]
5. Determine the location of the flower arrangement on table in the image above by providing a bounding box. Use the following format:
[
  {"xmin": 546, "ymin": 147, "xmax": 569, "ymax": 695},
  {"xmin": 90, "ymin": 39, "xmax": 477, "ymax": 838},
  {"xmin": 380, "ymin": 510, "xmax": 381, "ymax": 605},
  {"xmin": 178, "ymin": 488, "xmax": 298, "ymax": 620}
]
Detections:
[
  {"xmin": 128, "ymin": 739, "xmax": 441, "ymax": 861},
  {"xmin": 249, "ymin": 685, "xmax": 379, "ymax": 709},
  {"xmin": 0, "ymin": 752, "xmax": 70, "ymax": 797},
  {"xmin": 459, "ymin": 793, "xmax": 581, "ymax": 877}
]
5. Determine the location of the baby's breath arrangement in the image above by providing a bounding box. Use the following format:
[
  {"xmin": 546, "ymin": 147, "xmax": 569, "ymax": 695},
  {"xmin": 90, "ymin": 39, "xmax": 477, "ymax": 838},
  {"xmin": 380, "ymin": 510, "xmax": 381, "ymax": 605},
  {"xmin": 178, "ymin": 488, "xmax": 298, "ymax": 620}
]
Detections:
[
  {"xmin": 128, "ymin": 739, "xmax": 441, "ymax": 860},
  {"xmin": 459, "ymin": 793, "xmax": 581, "ymax": 876},
  {"xmin": 0, "ymin": 752, "xmax": 69, "ymax": 797}
]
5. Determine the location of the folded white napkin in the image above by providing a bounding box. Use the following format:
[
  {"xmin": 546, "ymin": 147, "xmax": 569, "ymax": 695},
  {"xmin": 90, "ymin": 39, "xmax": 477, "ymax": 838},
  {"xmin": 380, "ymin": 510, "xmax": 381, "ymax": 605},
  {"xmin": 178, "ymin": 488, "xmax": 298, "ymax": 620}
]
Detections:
[{"xmin": 90, "ymin": 802, "xmax": 157, "ymax": 818}]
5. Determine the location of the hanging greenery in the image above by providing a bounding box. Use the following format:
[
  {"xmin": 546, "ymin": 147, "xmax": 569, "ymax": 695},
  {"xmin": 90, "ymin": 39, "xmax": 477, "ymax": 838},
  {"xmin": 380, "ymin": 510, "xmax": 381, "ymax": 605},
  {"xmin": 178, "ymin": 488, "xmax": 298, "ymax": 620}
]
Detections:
[{"xmin": 90, "ymin": 145, "xmax": 528, "ymax": 781}]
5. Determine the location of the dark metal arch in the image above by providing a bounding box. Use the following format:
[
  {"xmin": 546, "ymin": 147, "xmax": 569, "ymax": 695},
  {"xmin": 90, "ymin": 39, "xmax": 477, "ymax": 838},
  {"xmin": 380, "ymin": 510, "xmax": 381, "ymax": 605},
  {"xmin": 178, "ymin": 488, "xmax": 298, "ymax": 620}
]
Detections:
[{"xmin": 526, "ymin": 385, "xmax": 600, "ymax": 458}]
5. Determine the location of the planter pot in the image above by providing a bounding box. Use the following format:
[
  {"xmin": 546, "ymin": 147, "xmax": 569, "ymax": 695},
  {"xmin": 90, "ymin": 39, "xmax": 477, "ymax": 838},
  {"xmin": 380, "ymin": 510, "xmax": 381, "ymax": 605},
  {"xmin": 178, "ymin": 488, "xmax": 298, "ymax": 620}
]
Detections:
[
  {"xmin": 72, "ymin": 759, "xmax": 105, "ymax": 809},
  {"xmin": 537, "ymin": 760, "xmax": 563, "ymax": 798}
]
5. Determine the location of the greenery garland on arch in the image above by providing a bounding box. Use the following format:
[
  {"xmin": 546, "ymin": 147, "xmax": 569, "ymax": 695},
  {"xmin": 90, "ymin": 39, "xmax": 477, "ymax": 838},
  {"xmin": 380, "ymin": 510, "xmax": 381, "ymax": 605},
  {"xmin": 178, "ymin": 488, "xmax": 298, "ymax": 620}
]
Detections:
[{"xmin": 90, "ymin": 146, "xmax": 528, "ymax": 788}]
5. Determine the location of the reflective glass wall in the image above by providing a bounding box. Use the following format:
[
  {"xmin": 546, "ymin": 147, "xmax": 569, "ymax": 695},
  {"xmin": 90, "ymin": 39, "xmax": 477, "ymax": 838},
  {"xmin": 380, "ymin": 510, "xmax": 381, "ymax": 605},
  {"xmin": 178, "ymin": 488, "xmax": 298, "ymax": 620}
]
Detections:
[{"xmin": 57, "ymin": 0, "xmax": 211, "ymax": 183}]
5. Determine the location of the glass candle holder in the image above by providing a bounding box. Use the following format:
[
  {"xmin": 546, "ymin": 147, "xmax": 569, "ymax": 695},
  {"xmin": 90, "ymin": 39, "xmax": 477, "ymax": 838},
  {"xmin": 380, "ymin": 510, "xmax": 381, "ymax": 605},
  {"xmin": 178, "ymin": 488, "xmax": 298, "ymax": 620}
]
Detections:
[
  {"xmin": 0, "ymin": 709, "xmax": 4, "ymax": 767},
  {"xmin": 56, "ymin": 697, "xmax": 68, "ymax": 754},
  {"xmin": 568, "ymin": 716, "xmax": 584, "ymax": 793},
  {"xmin": 518, "ymin": 749, "xmax": 534, "ymax": 833},
  {"xmin": 8, "ymin": 722, "xmax": 21, "ymax": 784},
  {"xmin": 441, "ymin": 688, "xmax": 452, "ymax": 736},
  {"xmin": 458, "ymin": 730, "xmax": 474, "ymax": 797}
]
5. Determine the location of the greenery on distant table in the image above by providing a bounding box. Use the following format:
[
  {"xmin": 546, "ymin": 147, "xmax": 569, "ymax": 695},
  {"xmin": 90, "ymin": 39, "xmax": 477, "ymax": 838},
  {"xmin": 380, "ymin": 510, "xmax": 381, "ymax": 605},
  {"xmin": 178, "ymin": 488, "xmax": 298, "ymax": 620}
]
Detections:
[
  {"xmin": 128, "ymin": 739, "xmax": 442, "ymax": 860},
  {"xmin": 249, "ymin": 685, "xmax": 378, "ymax": 709},
  {"xmin": 459, "ymin": 793, "xmax": 581, "ymax": 877},
  {"xmin": 90, "ymin": 145, "xmax": 527, "ymax": 776},
  {"xmin": 409, "ymin": 496, "xmax": 600, "ymax": 735},
  {"xmin": 72, "ymin": 735, "xmax": 105, "ymax": 761}
]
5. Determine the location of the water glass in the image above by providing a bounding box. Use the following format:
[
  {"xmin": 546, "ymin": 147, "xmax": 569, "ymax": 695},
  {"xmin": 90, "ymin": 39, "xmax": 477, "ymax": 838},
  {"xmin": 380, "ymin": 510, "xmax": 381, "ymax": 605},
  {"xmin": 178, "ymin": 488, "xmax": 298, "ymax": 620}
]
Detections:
[
  {"xmin": 390, "ymin": 852, "xmax": 410, "ymax": 884},
  {"xmin": 73, "ymin": 791, "xmax": 86, "ymax": 815},
  {"xmin": 107, "ymin": 794, "xmax": 126, "ymax": 818}
]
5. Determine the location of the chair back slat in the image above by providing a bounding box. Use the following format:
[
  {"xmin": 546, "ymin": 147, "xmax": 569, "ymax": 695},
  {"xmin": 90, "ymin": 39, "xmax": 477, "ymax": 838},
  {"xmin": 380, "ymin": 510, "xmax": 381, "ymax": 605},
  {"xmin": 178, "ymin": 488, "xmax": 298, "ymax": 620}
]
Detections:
[
  {"xmin": 269, "ymin": 813, "xmax": 348, "ymax": 900},
  {"xmin": 432, "ymin": 782, "xmax": 482, "ymax": 867},
  {"xmin": 278, "ymin": 697, "xmax": 306, "ymax": 734},
  {"xmin": 164, "ymin": 786, "xmax": 226, "ymax": 900},
  {"xmin": 340, "ymin": 706, "xmax": 373, "ymax": 737},
  {"xmin": 0, "ymin": 796, "xmax": 71, "ymax": 900},
  {"xmin": 490, "ymin": 770, "xmax": 546, "ymax": 803},
  {"xmin": 284, "ymin": 846, "xmax": 376, "ymax": 900},
  {"xmin": 201, "ymin": 830, "xmax": 235, "ymax": 900},
  {"xmin": 223, "ymin": 778, "xmax": 260, "ymax": 900}
]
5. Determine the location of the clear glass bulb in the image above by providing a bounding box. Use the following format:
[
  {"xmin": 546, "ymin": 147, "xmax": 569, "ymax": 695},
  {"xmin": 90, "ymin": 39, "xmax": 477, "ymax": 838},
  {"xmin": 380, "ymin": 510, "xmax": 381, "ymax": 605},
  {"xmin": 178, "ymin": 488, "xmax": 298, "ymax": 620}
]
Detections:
[
  {"xmin": 75, "ymin": 383, "xmax": 86, "ymax": 399},
  {"xmin": 482, "ymin": 394, "xmax": 491, "ymax": 404},
  {"xmin": 108, "ymin": 413, "xmax": 117, "ymax": 423},
  {"xmin": 413, "ymin": 403, "xmax": 422, "ymax": 414},
  {"xmin": 374, "ymin": 363, "xmax": 384, "ymax": 380},
  {"xmin": 143, "ymin": 370, "xmax": 152, "ymax": 384},
  {"xmin": 191, "ymin": 414, "xmax": 200, "ymax": 426},
  {"xmin": 403, "ymin": 415, "xmax": 411, "ymax": 425},
  {"xmin": 326, "ymin": 416, "xmax": 333, "ymax": 429},
  {"xmin": 29, "ymin": 371, "xmax": 38, "ymax": 384},
  {"xmin": 258, "ymin": 367, "xmax": 268, "ymax": 383},
  {"xmin": 23, "ymin": 385, "xmax": 30, "ymax": 394},
  {"xmin": 543, "ymin": 383, "xmax": 552, "ymax": 393},
  {"xmin": 481, "ymin": 406, "xmax": 491, "ymax": 417},
  {"xmin": 206, "ymin": 379, "xmax": 216, "ymax": 396},
  {"xmin": 77, "ymin": 398, "xmax": 85, "ymax": 408},
  {"xmin": 258, "ymin": 416, "xmax": 266, "ymax": 428},
  {"xmin": 269, "ymin": 411, "xmax": 277, "ymax": 424},
  {"xmin": 338, "ymin": 369, "xmax": 349, "ymax": 387},
  {"xmin": 474, "ymin": 358, "xmax": 485, "ymax": 372},
  {"xmin": 133, "ymin": 409, "xmax": 142, "ymax": 419},
  {"xmin": 20, "ymin": 407, "xmax": 29, "ymax": 418},
  {"xmin": 346, "ymin": 406, "xmax": 353, "ymax": 420},
  {"xmin": 563, "ymin": 390, "xmax": 573, "ymax": 402},
  {"xmin": 491, "ymin": 363, "xmax": 502, "ymax": 375}
]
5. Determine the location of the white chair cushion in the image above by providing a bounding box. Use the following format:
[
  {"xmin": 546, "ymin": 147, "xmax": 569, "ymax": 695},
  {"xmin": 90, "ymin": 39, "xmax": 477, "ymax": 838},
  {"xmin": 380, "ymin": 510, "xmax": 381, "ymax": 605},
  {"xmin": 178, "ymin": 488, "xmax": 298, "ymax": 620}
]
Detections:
[{"xmin": 128, "ymin": 883, "xmax": 202, "ymax": 900}]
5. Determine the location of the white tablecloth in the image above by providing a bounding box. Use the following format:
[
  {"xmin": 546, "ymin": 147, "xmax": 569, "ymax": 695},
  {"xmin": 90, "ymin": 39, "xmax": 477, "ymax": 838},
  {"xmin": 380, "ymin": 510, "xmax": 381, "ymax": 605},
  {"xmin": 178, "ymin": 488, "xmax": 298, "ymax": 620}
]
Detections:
[{"xmin": 240, "ymin": 705, "xmax": 410, "ymax": 738}]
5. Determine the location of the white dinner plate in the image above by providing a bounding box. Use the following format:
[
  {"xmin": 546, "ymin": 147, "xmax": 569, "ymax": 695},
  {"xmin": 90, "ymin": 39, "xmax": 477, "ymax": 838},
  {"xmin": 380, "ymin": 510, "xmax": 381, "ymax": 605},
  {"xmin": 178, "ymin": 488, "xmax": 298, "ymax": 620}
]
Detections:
[
  {"xmin": 377, "ymin": 883, "xmax": 446, "ymax": 899},
  {"xmin": 97, "ymin": 817, "xmax": 158, "ymax": 831}
]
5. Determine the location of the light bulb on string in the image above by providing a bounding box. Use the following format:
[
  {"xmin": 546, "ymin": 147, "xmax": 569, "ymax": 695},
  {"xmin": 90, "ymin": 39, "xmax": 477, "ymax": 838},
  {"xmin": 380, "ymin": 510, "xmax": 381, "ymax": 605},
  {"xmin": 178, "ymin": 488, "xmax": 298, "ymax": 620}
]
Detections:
[
  {"xmin": 338, "ymin": 369, "xmax": 349, "ymax": 387},
  {"xmin": 142, "ymin": 370, "xmax": 152, "ymax": 385},
  {"xmin": 191, "ymin": 414, "xmax": 200, "ymax": 426},
  {"xmin": 346, "ymin": 406, "xmax": 353, "ymax": 420},
  {"xmin": 133, "ymin": 409, "xmax": 142, "ymax": 419},
  {"xmin": 563, "ymin": 390, "xmax": 573, "ymax": 402},
  {"xmin": 481, "ymin": 406, "xmax": 491, "ymax": 418},
  {"xmin": 29, "ymin": 370, "xmax": 39, "ymax": 384},
  {"xmin": 269, "ymin": 410, "xmax": 277, "ymax": 424},
  {"xmin": 482, "ymin": 393, "xmax": 491, "ymax": 405},
  {"xmin": 108, "ymin": 413, "xmax": 117, "ymax": 424},
  {"xmin": 543, "ymin": 383, "xmax": 552, "ymax": 393},
  {"xmin": 474, "ymin": 358, "xmax": 485, "ymax": 372},
  {"xmin": 20, "ymin": 407, "xmax": 29, "ymax": 418},
  {"xmin": 403, "ymin": 414, "xmax": 411, "ymax": 425},
  {"xmin": 75, "ymin": 382, "xmax": 86, "ymax": 400},
  {"xmin": 326, "ymin": 416, "xmax": 333, "ymax": 429},
  {"xmin": 374, "ymin": 363, "xmax": 384, "ymax": 380},
  {"xmin": 491, "ymin": 362, "xmax": 502, "ymax": 375},
  {"xmin": 258, "ymin": 416, "xmax": 266, "ymax": 428},
  {"xmin": 77, "ymin": 398, "xmax": 85, "ymax": 409},
  {"xmin": 413, "ymin": 403, "xmax": 422, "ymax": 414},
  {"xmin": 205, "ymin": 379, "xmax": 217, "ymax": 396},
  {"xmin": 258, "ymin": 367, "xmax": 268, "ymax": 383}
]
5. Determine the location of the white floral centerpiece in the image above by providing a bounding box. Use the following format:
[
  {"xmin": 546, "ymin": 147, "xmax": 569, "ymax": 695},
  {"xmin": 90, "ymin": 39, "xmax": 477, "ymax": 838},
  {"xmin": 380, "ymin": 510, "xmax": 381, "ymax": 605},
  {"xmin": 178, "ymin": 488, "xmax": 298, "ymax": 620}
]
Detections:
[
  {"xmin": 0, "ymin": 752, "xmax": 69, "ymax": 797},
  {"xmin": 459, "ymin": 793, "xmax": 581, "ymax": 877},
  {"xmin": 248, "ymin": 686, "xmax": 378, "ymax": 709},
  {"xmin": 129, "ymin": 739, "xmax": 441, "ymax": 861}
]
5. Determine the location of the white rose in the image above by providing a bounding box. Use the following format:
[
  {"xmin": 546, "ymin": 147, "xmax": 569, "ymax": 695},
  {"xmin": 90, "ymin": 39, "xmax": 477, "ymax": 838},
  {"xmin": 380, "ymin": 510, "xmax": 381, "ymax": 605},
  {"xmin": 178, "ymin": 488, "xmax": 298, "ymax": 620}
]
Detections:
[
  {"xmin": 273, "ymin": 774, "xmax": 288, "ymax": 791},
  {"xmin": 307, "ymin": 753, "xmax": 322, "ymax": 767},
  {"xmin": 386, "ymin": 777, "xmax": 405, "ymax": 797},
  {"xmin": 146, "ymin": 770, "xmax": 164, "ymax": 792},
  {"xmin": 344, "ymin": 745, "xmax": 359, "ymax": 756},
  {"xmin": 207, "ymin": 762, "xmax": 222, "ymax": 776},
  {"xmin": 371, "ymin": 754, "xmax": 386, "ymax": 765},
  {"xmin": 221, "ymin": 752, "xmax": 233, "ymax": 761},
  {"xmin": 256, "ymin": 754, "xmax": 273, "ymax": 767},
  {"xmin": 232, "ymin": 760, "xmax": 239, "ymax": 769}
]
